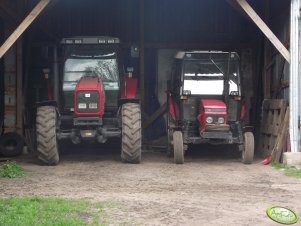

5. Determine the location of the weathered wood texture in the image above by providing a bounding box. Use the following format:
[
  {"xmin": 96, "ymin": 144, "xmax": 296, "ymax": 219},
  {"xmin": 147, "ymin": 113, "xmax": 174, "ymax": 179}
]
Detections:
[
  {"xmin": 236, "ymin": 0, "xmax": 290, "ymax": 63},
  {"xmin": 259, "ymin": 99, "xmax": 288, "ymax": 157},
  {"xmin": 273, "ymin": 106, "xmax": 289, "ymax": 162}
]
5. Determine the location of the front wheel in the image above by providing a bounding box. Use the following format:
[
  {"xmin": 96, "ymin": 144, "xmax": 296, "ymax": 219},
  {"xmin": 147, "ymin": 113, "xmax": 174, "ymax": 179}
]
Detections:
[
  {"xmin": 173, "ymin": 131, "xmax": 184, "ymax": 164},
  {"xmin": 121, "ymin": 103, "xmax": 142, "ymax": 163},
  {"xmin": 241, "ymin": 132, "xmax": 254, "ymax": 164},
  {"xmin": 36, "ymin": 106, "xmax": 59, "ymax": 165}
]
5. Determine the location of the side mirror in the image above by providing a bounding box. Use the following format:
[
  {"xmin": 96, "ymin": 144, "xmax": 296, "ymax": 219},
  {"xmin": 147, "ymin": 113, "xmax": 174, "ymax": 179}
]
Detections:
[
  {"xmin": 43, "ymin": 68, "xmax": 50, "ymax": 79},
  {"xmin": 126, "ymin": 67, "xmax": 134, "ymax": 78},
  {"xmin": 131, "ymin": 45, "xmax": 139, "ymax": 58}
]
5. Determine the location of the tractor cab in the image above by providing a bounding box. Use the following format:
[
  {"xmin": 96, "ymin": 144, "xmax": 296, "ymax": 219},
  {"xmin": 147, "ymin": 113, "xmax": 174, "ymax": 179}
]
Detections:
[
  {"xmin": 61, "ymin": 37, "xmax": 121, "ymax": 115},
  {"xmin": 167, "ymin": 51, "xmax": 254, "ymax": 164}
]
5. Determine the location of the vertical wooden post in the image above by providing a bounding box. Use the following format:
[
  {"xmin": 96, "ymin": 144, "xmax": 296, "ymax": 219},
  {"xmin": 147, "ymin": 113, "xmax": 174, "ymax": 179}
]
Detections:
[
  {"xmin": 16, "ymin": 38, "xmax": 23, "ymax": 134},
  {"xmin": 263, "ymin": 0, "xmax": 271, "ymax": 99},
  {"xmin": 139, "ymin": 0, "xmax": 145, "ymax": 118}
]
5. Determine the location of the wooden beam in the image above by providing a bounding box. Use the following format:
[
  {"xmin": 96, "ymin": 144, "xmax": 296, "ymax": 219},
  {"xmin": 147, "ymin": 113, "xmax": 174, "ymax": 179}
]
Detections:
[
  {"xmin": 0, "ymin": 0, "xmax": 57, "ymax": 40},
  {"xmin": 143, "ymin": 103, "xmax": 167, "ymax": 129},
  {"xmin": 236, "ymin": 0, "xmax": 290, "ymax": 63},
  {"xmin": 0, "ymin": 0, "xmax": 51, "ymax": 59}
]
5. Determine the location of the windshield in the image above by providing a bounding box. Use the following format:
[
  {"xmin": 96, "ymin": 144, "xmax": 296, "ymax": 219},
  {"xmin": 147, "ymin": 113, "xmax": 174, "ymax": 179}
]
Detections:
[
  {"xmin": 183, "ymin": 53, "xmax": 240, "ymax": 95},
  {"xmin": 63, "ymin": 48, "xmax": 119, "ymax": 91}
]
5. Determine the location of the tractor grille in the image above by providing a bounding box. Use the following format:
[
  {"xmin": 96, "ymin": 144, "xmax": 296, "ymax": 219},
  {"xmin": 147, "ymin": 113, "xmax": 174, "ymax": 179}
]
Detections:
[{"xmin": 76, "ymin": 91, "xmax": 100, "ymax": 113}]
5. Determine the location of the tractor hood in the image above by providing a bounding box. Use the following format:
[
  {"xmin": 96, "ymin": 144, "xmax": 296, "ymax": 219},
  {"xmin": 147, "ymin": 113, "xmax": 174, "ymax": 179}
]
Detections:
[
  {"xmin": 76, "ymin": 76, "xmax": 103, "ymax": 91},
  {"xmin": 74, "ymin": 76, "xmax": 105, "ymax": 117},
  {"xmin": 200, "ymin": 99, "xmax": 226, "ymax": 110}
]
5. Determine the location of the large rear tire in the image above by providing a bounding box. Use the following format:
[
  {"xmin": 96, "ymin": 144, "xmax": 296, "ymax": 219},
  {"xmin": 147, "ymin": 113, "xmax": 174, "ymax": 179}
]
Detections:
[
  {"xmin": 121, "ymin": 103, "xmax": 142, "ymax": 163},
  {"xmin": 173, "ymin": 131, "xmax": 184, "ymax": 164},
  {"xmin": 241, "ymin": 132, "xmax": 254, "ymax": 164},
  {"xmin": 36, "ymin": 106, "xmax": 59, "ymax": 165}
]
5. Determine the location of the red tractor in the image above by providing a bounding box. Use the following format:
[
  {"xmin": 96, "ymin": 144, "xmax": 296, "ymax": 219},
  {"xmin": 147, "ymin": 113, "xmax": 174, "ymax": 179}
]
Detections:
[
  {"xmin": 167, "ymin": 51, "xmax": 254, "ymax": 164},
  {"xmin": 36, "ymin": 37, "xmax": 141, "ymax": 165}
]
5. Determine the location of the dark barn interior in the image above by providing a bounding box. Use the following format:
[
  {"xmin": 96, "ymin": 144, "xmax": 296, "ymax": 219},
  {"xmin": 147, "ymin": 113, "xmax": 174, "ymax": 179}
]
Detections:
[{"xmin": 0, "ymin": 0, "xmax": 291, "ymax": 158}]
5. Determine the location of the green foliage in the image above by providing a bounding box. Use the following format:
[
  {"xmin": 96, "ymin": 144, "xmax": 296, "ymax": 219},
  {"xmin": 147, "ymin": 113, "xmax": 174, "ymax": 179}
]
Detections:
[
  {"xmin": 0, "ymin": 196, "xmax": 109, "ymax": 226},
  {"xmin": 0, "ymin": 161, "xmax": 26, "ymax": 178},
  {"xmin": 270, "ymin": 161, "xmax": 301, "ymax": 179}
]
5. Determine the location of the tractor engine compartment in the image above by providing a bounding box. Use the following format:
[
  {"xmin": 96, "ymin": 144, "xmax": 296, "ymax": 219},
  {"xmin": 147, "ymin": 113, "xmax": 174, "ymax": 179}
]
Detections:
[
  {"xmin": 70, "ymin": 75, "xmax": 120, "ymax": 144},
  {"xmin": 197, "ymin": 99, "xmax": 229, "ymax": 132},
  {"xmin": 74, "ymin": 76, "xmax": 105, "ymax": 123}
]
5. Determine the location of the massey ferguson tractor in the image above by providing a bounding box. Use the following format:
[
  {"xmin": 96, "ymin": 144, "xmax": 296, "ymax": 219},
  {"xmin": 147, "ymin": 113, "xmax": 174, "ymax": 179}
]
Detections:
[
  {"xmin": 36, "ymin": 37, "xmax": 141, "ymax": 165},
  {"xmin": 167, "ymin": 51, "xmax": 254, "ymax": 164}
]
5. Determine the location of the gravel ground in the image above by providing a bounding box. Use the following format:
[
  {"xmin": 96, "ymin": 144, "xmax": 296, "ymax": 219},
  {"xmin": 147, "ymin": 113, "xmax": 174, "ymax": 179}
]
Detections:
[{"xmin": 1, "ymin": 142, "xmax": 301, "ymax": 226}]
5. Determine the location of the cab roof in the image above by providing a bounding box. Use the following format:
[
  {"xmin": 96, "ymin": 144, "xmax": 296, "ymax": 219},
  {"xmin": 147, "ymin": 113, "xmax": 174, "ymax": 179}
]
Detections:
[
  {"xmin": 61, "ymin": 36, "xmax": 120, "ymax": 45},
  {"xmin": 175, "ymin": 51, "xmax": 239, "ymax": 60}
]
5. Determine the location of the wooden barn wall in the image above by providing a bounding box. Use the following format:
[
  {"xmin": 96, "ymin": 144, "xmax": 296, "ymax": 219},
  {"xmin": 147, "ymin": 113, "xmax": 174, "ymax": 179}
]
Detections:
[
  {"xmin": 268, "ymin": 0, "xmax": 290, "ymax": 100},
  {"xmin": 27, "ymin": 0, "xmax": 260, "ymax": 48}
]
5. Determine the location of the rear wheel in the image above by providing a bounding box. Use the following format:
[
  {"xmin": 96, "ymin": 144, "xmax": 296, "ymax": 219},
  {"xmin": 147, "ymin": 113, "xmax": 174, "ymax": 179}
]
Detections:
[
  {"xmin": 121, "ymin": 103, "xmax": 142, "ymax": 163},
  {"xmin": 36, "ymin": 106, "xmax": 59, "ymax": 165},
  {"xmin": 241, "ymin": 132, "xmax": 254, "ymax": 164},
  {"xmin": 166, "ymin": 110, "xmax": 175, "ymax": 158},
  {"xmin": 173, "ymin": 131, "xmax": 184, "ymax": 164}
]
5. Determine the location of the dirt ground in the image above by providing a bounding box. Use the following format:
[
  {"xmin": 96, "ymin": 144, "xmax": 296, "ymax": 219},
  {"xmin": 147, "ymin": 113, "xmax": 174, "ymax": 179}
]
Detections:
[{"xmin": 1, "ymin": 142, "xmax": 301, "ymax": 226}]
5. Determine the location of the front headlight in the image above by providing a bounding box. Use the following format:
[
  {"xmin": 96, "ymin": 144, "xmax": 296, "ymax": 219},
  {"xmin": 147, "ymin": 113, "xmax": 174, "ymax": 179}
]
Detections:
[
  {"xmin": 89, "ymin": 103, "xmax": 98, "ymax": 109},
  {"xmin": 206, "ymin": 116, "xmax": 213, "ymax": 124},
  {"xmin": 218, "ymin": 117, "xmax": 225, "ymax": 124},
  {"xmin": 78, "ymin": 103, "xmax": 87, "ymax": 109}
]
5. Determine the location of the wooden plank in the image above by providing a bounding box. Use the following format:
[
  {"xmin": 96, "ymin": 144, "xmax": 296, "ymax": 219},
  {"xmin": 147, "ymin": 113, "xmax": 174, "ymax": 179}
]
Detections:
[
  {"xmin": 143, "ymin": 103, "xmax": 167, "ymax": 129},
  {"xmin": 273, "ymin": 107, "xmax": 289, "ymax": 162},
  {"xmin": 259, "ymin": 99, "xmax": 288, "ymax": 157},
  {"xmin": 0, "ymin": 0, "xmax": 51, "ymax": 58},
  {"xmin": 236, "ymin": 0, "xmax": 290, "ymax": 63},
  {"xmin": 0, "ymin": 0, "xmax": 58, "ymax": 41}
]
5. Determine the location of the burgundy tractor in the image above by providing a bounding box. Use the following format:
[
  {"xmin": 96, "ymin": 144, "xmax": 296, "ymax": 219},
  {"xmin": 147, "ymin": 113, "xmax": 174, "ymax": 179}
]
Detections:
[
  {"xmin": 36, "ymin": 37, "xmax": 141, "ymax": 165},
  {"xmin": 167, "ymin": 51, "xmax": 254, "ymax": 164}
]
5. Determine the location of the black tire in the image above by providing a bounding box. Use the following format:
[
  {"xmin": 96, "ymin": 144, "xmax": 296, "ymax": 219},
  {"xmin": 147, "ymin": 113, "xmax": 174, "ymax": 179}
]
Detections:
[
  {"xmin": 241, "ymin": 132, "xmax": 254, "ymax": 164},
  {"xmin": 36, "ymin": 106, "xmax": 59, "ymax": 165},
  {"xmin": 173, "ymin": 131, "xmax": 184, "ymax": 164},
  {"xmin": 166, "ymin": 110, "xmax": 174, "ymax": 158},
  {"xmin": 121, "ymin": 103, "xmax": 142, "ymax": 163},
  {"xmin": 0, "ymin": 132, "xmax": 24, "ymax": 157}
]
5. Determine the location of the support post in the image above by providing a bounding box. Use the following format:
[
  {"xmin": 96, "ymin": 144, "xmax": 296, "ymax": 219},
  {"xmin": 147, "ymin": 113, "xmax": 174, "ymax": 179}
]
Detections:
[
  {"xmin": 16, "ymin": 39, "xmax": 23, "ymax": 134},
  {"xmin": 289, "ymin": 0, "xmax": 300, "ymax": 153},
  {"xmin": 139, "ymin": 0, "xmax": 145, "ymax": 120}
]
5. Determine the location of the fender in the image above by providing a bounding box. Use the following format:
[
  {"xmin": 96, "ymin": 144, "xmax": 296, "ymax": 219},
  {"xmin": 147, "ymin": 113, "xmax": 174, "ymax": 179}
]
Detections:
[
  {"xmin": 168, "ymin": 93, "xmax": 176, "ymax": 121},
  {"xmin": 120, "ymin": 77, "xmax": 138, "ymax": 99},
  {"xmin": 240, "ymin": 99, "xmax": 246, "ymax": 120}
]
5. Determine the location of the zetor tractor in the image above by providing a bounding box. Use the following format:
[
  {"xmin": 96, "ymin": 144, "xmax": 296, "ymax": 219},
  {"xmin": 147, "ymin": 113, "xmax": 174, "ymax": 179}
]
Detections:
[
  {"xmin": 36, "ymin": 37, "xmax": 141, "ymax": 165},
  {"xmin": 167, "ymin": 51, "xmax": 254, "ymax": 164}
]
